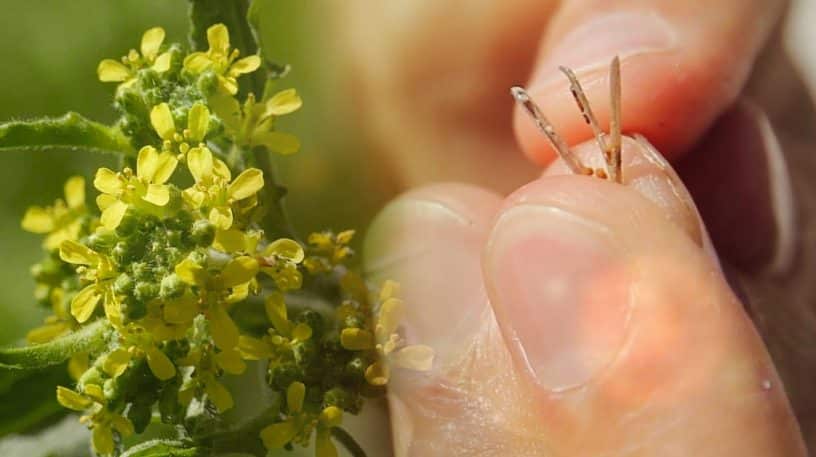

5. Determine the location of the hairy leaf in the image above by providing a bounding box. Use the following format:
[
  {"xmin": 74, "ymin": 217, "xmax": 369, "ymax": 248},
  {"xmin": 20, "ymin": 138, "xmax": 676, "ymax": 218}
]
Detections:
[
  {"xmin": 0, "ymin": 320, "xmax": 108, "ymax": 370},
  {"xmin": 121, "ymin": 440, "xmax": 203, "ymax": 457},
  {"xmin": 0, "ymin": 112, "xmax": 133, "ymax": 156}
]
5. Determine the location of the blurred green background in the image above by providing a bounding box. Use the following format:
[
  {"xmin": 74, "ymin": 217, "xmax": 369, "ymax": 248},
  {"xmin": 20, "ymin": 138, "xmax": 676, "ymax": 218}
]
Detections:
[{"xmin": 0, "ymin": 1, "xmax": 391, "ymax": 345}]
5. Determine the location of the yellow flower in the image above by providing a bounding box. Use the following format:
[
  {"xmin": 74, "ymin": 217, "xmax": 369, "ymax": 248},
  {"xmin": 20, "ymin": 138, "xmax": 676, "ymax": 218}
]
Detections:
[
  {"xmin": 59, "ymin": 240, "xmax": 120, "ymax": 324},
  {"xmin": 184, "ymin": 23, "xmax": 261, "ymax": 95},
  {"xmin": 57, "ymin": 385, "xmax": 134, "ymax": 456},
  {"xmin": 303, "ymin": 230, "xmax": 355, "ymax": 274},
  {"xmin": 21, "ymin": 176, "xmax": 87, "ymax": 250},
  {"xmin": 260, "ymin": 382, "xmax": 342, "ymax": 457},
  {"xmin": 182, "ymin": 147, "xmax": 264, "ymax": 230},
  {"xmin": 238, "ymin": 292, "xmax": 312, "ymax": 360},
  {"xmin": 340, "ymin": 280, "xmax": 434, "ymax": 386},
  {"xmin": 178, "ymin": 344, "xmax": 245, "ymax": 412},
  {"xmin": 259, "ymin": 238, "xmax": 304, "ymax": 292},
  {"xmin": 209, "ymin": 89, "xmax": 302, "ymax": 155},
  {"xmin": 94, "ymin": 145, "xmax": 178, "ymax": 229},
  {"xmin": 97, "ymin": 27, "xmax": 172, "ymax": 88},
  {"xmin": 175, "ymin": 254, "xmax": 258, "ymax": 351},
  {"xmin": 149, "ymin": 102, "xmax": 210, "ymax": 156},
  {"xmin": 101, "ymin": 325, "xmax": 176, "ymax": 381}
]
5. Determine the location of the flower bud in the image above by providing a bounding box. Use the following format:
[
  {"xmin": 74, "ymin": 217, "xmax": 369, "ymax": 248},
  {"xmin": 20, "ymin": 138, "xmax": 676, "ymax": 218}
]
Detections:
[
  {"xmin": 190, "ymin": 219, "xmax": 215, "ymax": 247},
  {"xmin": 160, "ymin": 273, "xmax": 185, "ymax": 299},
  {"xmin": 113, "ymin": 273, "xmax": 135, "ymax": 295},
  {"xmin": 134, "ymin": 281, "xmax": 159, "ymax": 302}
]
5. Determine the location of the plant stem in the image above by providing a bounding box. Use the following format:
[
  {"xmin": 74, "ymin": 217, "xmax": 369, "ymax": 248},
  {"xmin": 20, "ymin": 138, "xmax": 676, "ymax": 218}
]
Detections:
[{"xmin": 331, "ymin": 427, "xmax": 368, "ymax": 457}]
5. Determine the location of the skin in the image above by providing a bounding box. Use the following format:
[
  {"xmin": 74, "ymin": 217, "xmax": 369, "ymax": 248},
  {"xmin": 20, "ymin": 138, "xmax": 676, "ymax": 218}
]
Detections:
[{"xmin": 333, "ymin": 0, "xmax": 814, "ymax": 455}]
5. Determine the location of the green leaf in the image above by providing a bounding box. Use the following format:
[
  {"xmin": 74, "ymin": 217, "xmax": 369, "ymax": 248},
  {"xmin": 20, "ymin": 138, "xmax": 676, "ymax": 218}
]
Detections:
[
  {"xmin": 0, "ymin": 320, "xmax": 108, "ymax": 370},
  {"xmin": 0, "ymin": 112, "xmax": 133, "ymax": 156},
  {"xmin": 0, "ymin": 365, "xmax": 70, "ymax": 437},
  {"xmin": 121, "ymin": 440, "xmax": 203, "ymax": 457}
]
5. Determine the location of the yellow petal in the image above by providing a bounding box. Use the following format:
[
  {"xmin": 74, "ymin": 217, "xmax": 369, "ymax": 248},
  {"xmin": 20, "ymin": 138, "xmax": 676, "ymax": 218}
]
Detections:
[
  {"xmin": 376, "ymin": 298, "xmax": 404, "ymax": 340},
  {"xmin": 97, "ymin": 59, "xmax": 130, "ymax": 82},
  {"xmin": 319, "ymin": 406, "xmax": 343, "ymax": 428},
  {"xmin": 92, "ymin": 425, "xmax": 115, "ymax": 455},
  {"xmin": 209, "ymin": 305, "xmax": 239, "ymax": 349},
  {"xmin": 100, "ymin": 199, "xmax": 129, "ymax": 230},
  {"xmin": 59, "ymin": 239, "xmax": 99, "ymax": 265},
  {"xmin": 291, "ymin": 323, "xmax": 312, "ymax": 342},
  {"xmin": 252, "ymin": 131, "xmax": 300, "ymax": 155},
  {"xmin": 64, "ymin": 176, "xmax": 86, "ymax": 209},
  {"xmin": 214, "ymin": 349, "xmax": 246, "ymax": 375},
  {"xmin": 26, "ymin": 322, "xmax": 70, "ymax": 344},
  {"xmin": 21, "ymin": 207, "xmax": 54, "ymax": 233},
  {"xmin": 207, "ymin": 23, "xmax": 230, "ymax": 55},
  {"xmin": 71, "ymin": 285, "xmax": 101, "ymax": 323},
  {"xmin": 209, "ymin": 93, "xmax": 241, "ymax": 132},
  {"xmin": 143, "ymin": 183, "xmax": 170, "ymax": 206},
  {"xmin": 227, "ymin": 168, "xmax": 264, "ymax": 200},
  {"xmin": 221, "ymin": 256, "xmax": 258, "ymax": 287},
  {"xmin": 379, "ymin": 280, "xmax": 400, "ymax": 302},
  {"xmin": 340, "ymin": 328, "xmax": 375, "ymax": 351},
  {"xmin": 103, "ymin": 292, "xmax": 123, "ymax": 326},
  {"xmin": 102, "ymin": 348, "xmax": 132, "ymax": 378},
  {"xmin": 56, "ymin": 386, "xmax": 92, "ymax": 411},
  {"xmin": 260, "ymin": 421, "xmax": 297, "ymax": 449},
  {"xmin": 238, "ymin": 335, "xmax": 273, "ymax": 360},
  {"xmin": 186, "ymin": 146, "xmax": 214, "ymax": 183},
  {"xmin": 68, "ymin": 352, "xmax": 90, "ymax": 381},
  {"xmin": 214, "ymin": 229, "xmax": 246, "ymax": 253},
  {"xmin": 174, "ymin": 258, "xmax": 207, "ymax": 286},
  {"xmin": 209, "ymin": 206, "xmax": 233, "ymax": 230},
  {"xmin": 187, "ymin": 103, "xmax": 210, "ymax": 142},
  {"xmin": 336, "ymin": 230, "xmax": 355, "ymax": 245},
  {"xmin": 213, "ymin": 158, "xmax": 232, "ymax": 180},
  {"xmin": 392, "ymin": 345, "xmax": 435, "ymax": 372},
  {"xmin": 152, "ymin": 51, "xmax": 172, "ymax": 73},
  {"xmin": 96, "ymin": 193, "xmax": 117, "ymax": 211},
  {"xmin": 364, "ymin": 360, "xmax": 390, "ymax": 386},
  {"xmin": 315, "ymin": 428, "xmax": 339, "ymax": 457},
  {"xmin": 140, "ymin": 27, "xmax": 165, "ymax": 60},
  {"xmin": 94, "ymin": 168, "xmax": 123, "ymax": 195},
  {"xmin": 145, "ymin": 346, "xmax": 176, "ymax": 380},
  {"xmin": 218, "ymin": 75, "xmax": 239, "ymax": 95},
  {"xmin": 163, "ymin": 295, "xmax": 198, "ymax": 324},
  {"xmin": 182, "ymin": 187, "xmax": 206, "ymax": 209},
  {"xmin": 111, "ymin": 414, "xmax": 135, "ymax": 437},
  {"xmin": 264, "ymin": 292, "xmax": 291, "ymax": 336},
  {"xmin": 152, "ymin": 152, "xmax": 179, "ymax": 184},
  {"xmin": 287, "ymin": 381, "xmax": 305, "ymax": 413},
  {"xmin": 150, "ymin": 103, "xmax": 175, "ymax": 140},
  {"xmin": 264, "ymin": 238, "xmax": 304, "ymax": 263},
  {"xmin": 137, "ymin": 145, "xmax": 160, "ymax": 182},
  {"xmin": 183, "ymin": 52, "xmax": 211, "ymax": 73},
  {"xmin": 228, "ymin": 55, "xmax": 261, "ymax": 76},
  {"xmin": 204, "ymin": 377, "xmax": 234, "ymax": 412},
  {"xmin": 264, "ymin": 89, "xmax": 302, "ymax": 116}
]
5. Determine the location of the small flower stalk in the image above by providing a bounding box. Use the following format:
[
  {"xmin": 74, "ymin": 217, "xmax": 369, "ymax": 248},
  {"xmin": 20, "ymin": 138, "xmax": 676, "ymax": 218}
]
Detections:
[{"xmin": 12, "ymin": 18, "xmax": 433, "ymax": 457}]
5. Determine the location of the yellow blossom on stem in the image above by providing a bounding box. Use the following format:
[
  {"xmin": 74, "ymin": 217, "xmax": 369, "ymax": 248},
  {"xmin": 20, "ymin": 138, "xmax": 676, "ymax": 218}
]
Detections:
[
  {"xmin": 101, "ymin": 325, "xmax": 176, "ymax": 381},
  {"xmin": 304, "ymin": 230, "xmax": 355, "ymax": 274},
  {"xmin": 182, "ymin": 146, "xmax": 264, "ymax": 230},
  {"xmin": 238, "ymin": 292, "xmax": 312, "ymax": 360},
  {"xmin": 340, "ymin": 281, "xmax": 434, "ymax": 386},
  {"xmin": 21, "ymin": 176, "xmax": 87, "ymax": 250},
  {"xmin": 97, "ymin": 27, "xmax": 171, "ymax": 88},
  {"xmin": 57, "ymin": 385, "xmax": 134, "ymax": 456},
  {"xmin": 94, "ymin": 145, "xmax": 178, "ymax": 229},
  {"xmin": 209, "ymin": 89, "xmax": 302, "ymax": 155},
  {"xmin": 259, "ymin": 238, "xmax": 304, "ymax": 291},
  {"xmin": 175, "ymin": 254, "xmax": 258, "ymax": 351},
  {"xmin": 178, "ymin": 344, "xmax": 245, "ymax": 412},
  {"xmin": 149, "ymin": 102, "xmax": 210, "ymax": 157},
  {"xmin": 59, "ymin": 240, "xmax": 120, "ymax": 324},
  {"xmin": 183, "ymin": 23, "xmax": 261, "ymax": 95}
]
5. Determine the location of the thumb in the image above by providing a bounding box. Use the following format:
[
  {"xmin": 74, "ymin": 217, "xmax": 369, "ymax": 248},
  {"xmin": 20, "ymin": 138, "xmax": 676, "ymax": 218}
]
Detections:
[
  {"xmin": 515, "ymin": 0, "xmax": 785, "ymax": 165},
  {"xmin": 483, "ymin": 137, "xmax": 806, "ymax": 455}
]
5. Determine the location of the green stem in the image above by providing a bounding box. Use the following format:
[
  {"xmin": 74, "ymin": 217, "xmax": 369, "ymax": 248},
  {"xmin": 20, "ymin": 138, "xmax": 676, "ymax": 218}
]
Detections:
[{"xmin": 331, "ymin": 427, "xmax": 368, "ymax": 457}]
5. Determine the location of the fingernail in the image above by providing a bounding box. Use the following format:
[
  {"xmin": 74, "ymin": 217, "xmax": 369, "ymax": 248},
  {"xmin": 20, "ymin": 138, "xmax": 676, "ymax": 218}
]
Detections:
[
  {"xmin": 533, "ymin": 11, "xmax": 676, "ymax": 86},
  {"xmin": 485, "ymin": 205, "xmax": 631, "ymax": 392},
  {"xmin": 364, "ymin": 196, "xmax": 490, "ymax": 370}
]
